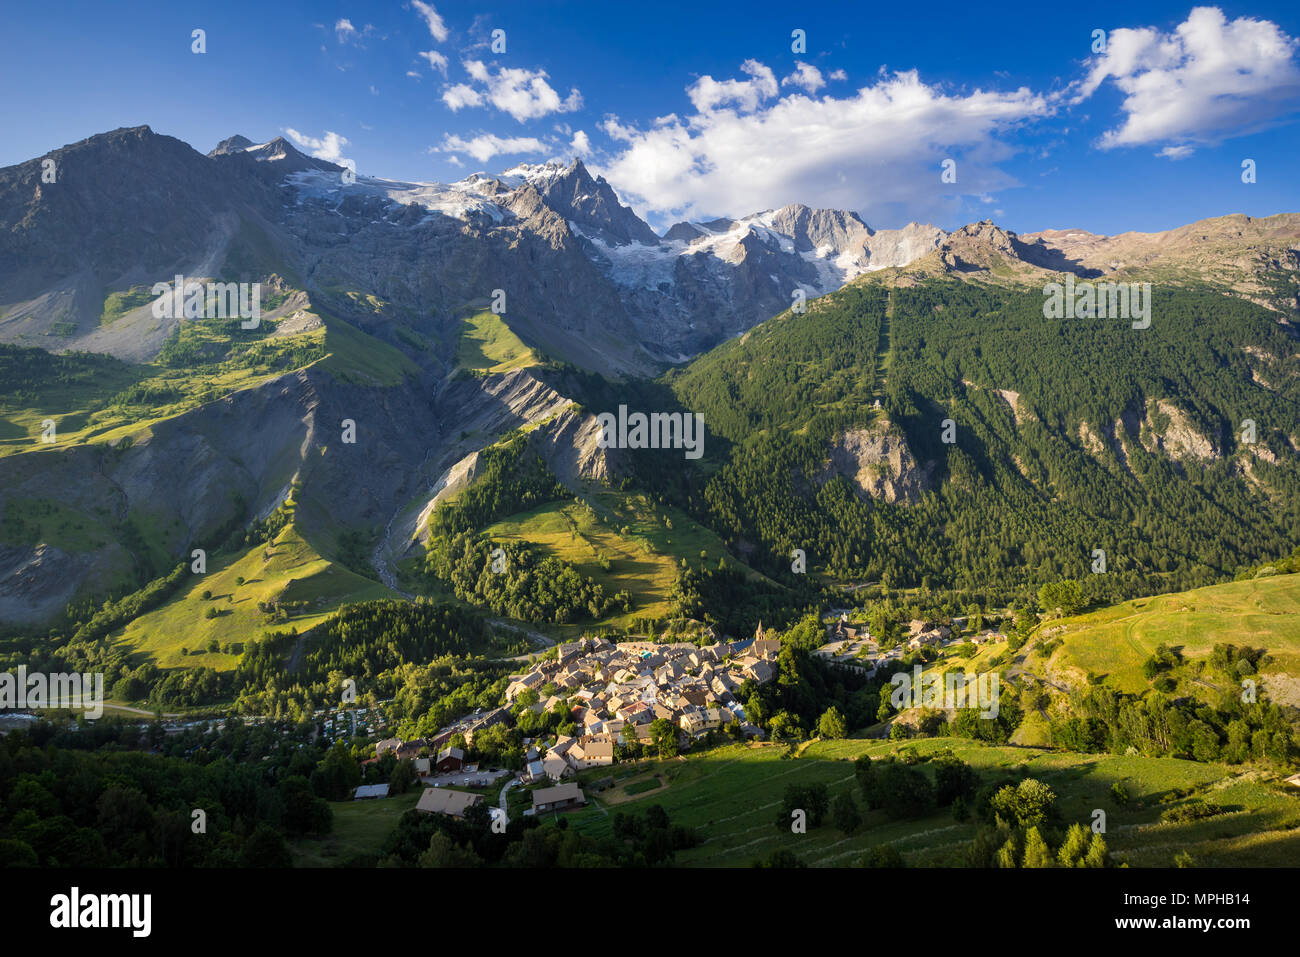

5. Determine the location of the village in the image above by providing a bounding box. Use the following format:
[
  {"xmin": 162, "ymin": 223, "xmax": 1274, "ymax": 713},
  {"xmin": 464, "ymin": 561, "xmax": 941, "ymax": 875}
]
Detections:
[
  {"xmin": 815, "ymin": 614, "xmax": 1009, "ymax": 675},
  {"xmin": 360, "ymin": 626, "xmax": 788, "ymax": 819},
  {"xmin": 355, "ymin": 614, "xmax": 1017, "ymax": 820}
]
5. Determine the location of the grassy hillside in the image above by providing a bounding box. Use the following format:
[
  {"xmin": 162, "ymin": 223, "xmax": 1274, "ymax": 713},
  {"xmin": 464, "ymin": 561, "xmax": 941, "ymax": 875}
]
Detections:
[
  {"xmin": 456, "ymin": 310, "xmax": 541, "ymax": 374},
  {"xmin": 1040, "ymin": 570, "xmax": 1300, "ymax": 695},
  {"xmin": 0, "ymin": 295, "xmax": 419, "ymax": 464},
  {"xmin": 0, "ymin": 317, "xmax": 327, "ymax": 458},
  {"xmin": 111, "ymin": 523, "xmax": 394, "ymax": 671},
  {"xmin": 317, "ymin": 315, "xmax": 421, "ymax": 386},
  {"xmin": 291, "ymin": 790, "xmax": 424, "ymax": 868},
  {"xmin": 481, "ymin": 490, "xmax": 774, "ymax": 631},
  {"xmin": 564, "ymin": 738, "xmax": 1300, "ymax": 867}
]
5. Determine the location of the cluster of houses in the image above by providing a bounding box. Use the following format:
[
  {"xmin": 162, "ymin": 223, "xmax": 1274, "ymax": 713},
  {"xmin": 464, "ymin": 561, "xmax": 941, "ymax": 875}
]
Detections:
[
  {"xmin": 506, "ymin": 628, "xmax": 783, "ymax": 784},
  {"xmin": 905, "ymin": 618, "xmax": 1008, "ymax": 651},
  {"xmin": 367, "ymin": 703, "xmax": 513, "ymax": 778},
  {"xmin": 412, "ymin": 779, "xmax": 589, "ymax": 819},
  {"xmin": 817, "ymin": 614, "xmax": 1007, "ymax": 676},
  {"xmin": 371, "ymin": 738, "xmax": 480, "ymax": 779},
  {"xmin": 318, "ymin": 704, "xmax": 390, "ymax": 745},
  {"xmin": 357, "ymin": 626, "xmax": 790, "ymax": 815}
]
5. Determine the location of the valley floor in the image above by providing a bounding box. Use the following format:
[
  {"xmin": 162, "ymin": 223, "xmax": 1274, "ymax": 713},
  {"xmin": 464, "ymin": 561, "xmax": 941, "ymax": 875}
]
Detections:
[{"xmin": 291, "ymin": 737, "xmax": 1300, "ymax": 868}]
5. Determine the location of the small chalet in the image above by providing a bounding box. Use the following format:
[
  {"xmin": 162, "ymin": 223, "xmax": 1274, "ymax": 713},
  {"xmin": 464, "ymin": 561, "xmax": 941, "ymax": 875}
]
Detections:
[{"xmin": 436, "ymin": 747, "xmax": 465, "ymax": 773}]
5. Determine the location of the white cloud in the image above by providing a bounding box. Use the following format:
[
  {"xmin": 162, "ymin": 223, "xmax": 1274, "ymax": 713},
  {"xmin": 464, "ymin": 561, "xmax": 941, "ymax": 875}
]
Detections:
[
  {"xmin": 1074, "ymin": 6, "xmax": 1300, "ymax": 154},
  {"xmin": 594, "ymin": 64, "xmax": 1049, "ymax": 226},
  {"xmin": 571, "ymin": 129, "xmax": 592, "ymax": 155},
  {"xmin": 442, "ymin": 83, "xmax": 484, "ymax": 111},
  {"xmin": 333, "ymin": 19, "xmax": 375, "ymax": 45},
  {"xmin": 418, "ymin": 50, "xmax": 449, "ymax": 76},
  {"xmin": 782, "ymin": 62, "xmax": 825, "ymax": 94},
  {"xmin": 437, "ymin": 133, "xmax": 547, "ymax": 163},
  {"xmin": 411, "ymin": 1, "xmax": 449, "ymax": 42},
  {"xmin": 828, "ymin": 69, "xmax": 847, "ymax": 82},
  {"xmin": 687, "ymin": 59, "xmax": 777, "ymax": 112},
  {"xmin": 406, "ymin": 70, "xmax": 421, "ymax": 79},
  {"xmin": 443, "ymin": 60, "xmax": 582, "ymax": 122},
  {"xmin": 285, "ymin": 129, "xmax": 352, "ymax": 165}
]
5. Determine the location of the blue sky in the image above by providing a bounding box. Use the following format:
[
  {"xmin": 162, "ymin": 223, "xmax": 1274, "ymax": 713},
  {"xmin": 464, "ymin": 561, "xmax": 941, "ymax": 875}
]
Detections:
[{"xmin": 3, "ymin": 1, "xmax": 1300, "ymax": 234}]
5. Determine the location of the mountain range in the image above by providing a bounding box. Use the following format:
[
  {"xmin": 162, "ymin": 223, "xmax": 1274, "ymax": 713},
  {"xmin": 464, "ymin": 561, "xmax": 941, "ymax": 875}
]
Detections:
[{"xmin": 0, "ymin": 125, "xmax": 1298, "ymax": 631}]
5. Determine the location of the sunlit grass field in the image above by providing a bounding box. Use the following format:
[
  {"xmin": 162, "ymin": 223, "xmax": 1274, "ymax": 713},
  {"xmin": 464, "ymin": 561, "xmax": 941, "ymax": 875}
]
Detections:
[{"xmin": 563, "ymin": 739, "xmax": 1300, "ymax": 867}]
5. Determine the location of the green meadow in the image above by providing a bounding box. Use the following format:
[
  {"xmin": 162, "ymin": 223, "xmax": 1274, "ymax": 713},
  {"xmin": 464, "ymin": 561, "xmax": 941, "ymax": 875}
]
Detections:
[
  {"xmin": 482, "ymin": 490, "xmax": 774, "ymax": 630},
  {"xmin": 455, "ymin": 310, "xmax": 541, "ymax": 374},
  {"xmin": 1044, "ymin": 573, "xmax": 1300, "ymax": 693},
  {"xmin": 562, "ymin": 739, "xmax": 1300, "ymax": 867},
  {"xmin": 291, "ymin": 789, "xmax": 424, "ymax": 867},
  {"xmin": 111, "ymin": 523, "xmax": 394, "ymax": 671}
]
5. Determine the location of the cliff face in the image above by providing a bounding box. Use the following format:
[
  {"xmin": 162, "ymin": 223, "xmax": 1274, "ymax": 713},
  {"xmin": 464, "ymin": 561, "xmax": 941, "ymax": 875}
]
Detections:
[{"xmin": 820, "ymin": 420, "xmax": 930, "ymax": 505}]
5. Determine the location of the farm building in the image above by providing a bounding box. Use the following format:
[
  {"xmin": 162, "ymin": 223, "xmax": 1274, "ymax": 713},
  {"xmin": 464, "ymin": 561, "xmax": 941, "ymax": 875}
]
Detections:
[
  {"xmin": 436, "ymin": 747, "xmax": 465, "ymax": 773},
  {"xmin": 416, "ymin": 787, "xmax": 483, "ymax": 819},
  {"xmin": 532, "ymin": 782, "xmax": 587, "ymax": 813}
]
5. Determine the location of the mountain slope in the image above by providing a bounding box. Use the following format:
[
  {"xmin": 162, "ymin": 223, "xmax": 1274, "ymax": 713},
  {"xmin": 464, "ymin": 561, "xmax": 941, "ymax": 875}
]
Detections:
[
  {"xmin": 662, "ymin": 275, "xmax": 1300, "ymax": 608},
  {"xmin": 2, "ymin": 124, "xmax": 1299, "ymax": 637}
]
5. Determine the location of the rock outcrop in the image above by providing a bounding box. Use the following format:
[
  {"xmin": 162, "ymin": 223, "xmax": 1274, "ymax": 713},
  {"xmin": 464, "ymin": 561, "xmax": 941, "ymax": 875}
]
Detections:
[{"xmin": 820, "ymin": 420, "xmax": 929, "ymax": 504}]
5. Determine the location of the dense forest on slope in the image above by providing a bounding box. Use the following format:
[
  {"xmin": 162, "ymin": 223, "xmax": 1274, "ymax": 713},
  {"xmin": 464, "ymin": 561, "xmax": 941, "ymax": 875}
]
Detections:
[
  {"xmin": 0, "ymin": 719, "xmax": 332, "ymax": 867},
  {"xmin": 232, "ymin": 599, "xmax": 516, "ymax": 717},
  {"xmin": 422, "ymin": 434, "xmax": 634, "ymax": 624},
  {"xmin": 658, "ymin": 278, "xmax": 1300, "ymax": 609},
  {"xmin": 426, "ymin": 433, "xmax": 567, "ymax": 538},
  {"xmin": 428, "ymin": 532, "xmax": 630, "ymax": 623}
]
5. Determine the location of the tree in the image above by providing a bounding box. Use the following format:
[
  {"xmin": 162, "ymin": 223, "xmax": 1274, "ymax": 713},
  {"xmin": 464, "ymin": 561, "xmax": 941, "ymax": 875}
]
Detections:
[
  {"xmin": 1022, "ymin": 826, "xmax": 1053, "ymax": 868},
  {"xmin": 932, "ymin": 750, "xmax": 979, "ymax": 806},
  {"xmin": 876, "ymin": 688, "xmax": 895, "ymax": 724},
  {"xmin": 831, "ymin": 791, "xmax": 862, "ymax": 834},
  {"xmin": 239, "ymin": 824, "xmax": 292, "ymax": 868},
  {"xmin": 389, "ymin": 758, "xmax": 418, "ymax": 795},
  {"xmin": 752, "ymin": 849, "xmax": 806, "ymax": 868},
  {"xmin": 1110, "ymin": 781, "xmax": 1130, "ymax": 806},
  {"xmin": 963, "ymin": 827, "xmax": 1004, "ymax": 867},
  {"xmin": 854, "ymin": 755, "xmax": 874, "ymax": 798},
  {"xmin": 995, "ymin": 834, "xmax": 1020, "ymax": 869},
  {"xmin": 768, "ymin": 711, "xmax": 802, "ymax": 742},
  {"xmin": 1038, "ymin": 579, "xmax": 1085, "ymax": 616},
  {"xmin": 279, "ymin": 776, "xmax": 333, "ymax": 836},
  {"xmin": 776, "ymin": 783, "xmax": 830, "ymax": 829},
  {"xmin": 860, "ymin": 844, "xmax": 904, "ymax": 868},
  {"xmin": 311, "ymin": 740, "xmax": 361, "ymax": 800},
  {"xmin": 817, "ymin": 706, "xmax": 847, "ymax": 740},
  {"xmin": 0, "ymin": 838, "xmax": 37, "ymax": 867},
  {"xmin": 869, "ymin": 759, "xmax": 934, "ymax": 818},
  {"xmin": 419, "ymin": 831, "xmax": 482, "ymax": 868},
  {"xmin": 649, "ymin": 719, "xmax": 679, "ymax": 758},
  {"xmin": 1057, "ymin": 823, "xmax": 1091, "ymax": 867},
  {"xmin": 990, "ymin": 778, "xmax": 1057, "ymax": 828},
  {"xmin": 1084, "ymin": 833, "xmax": 1110, "ymax": 868}
]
